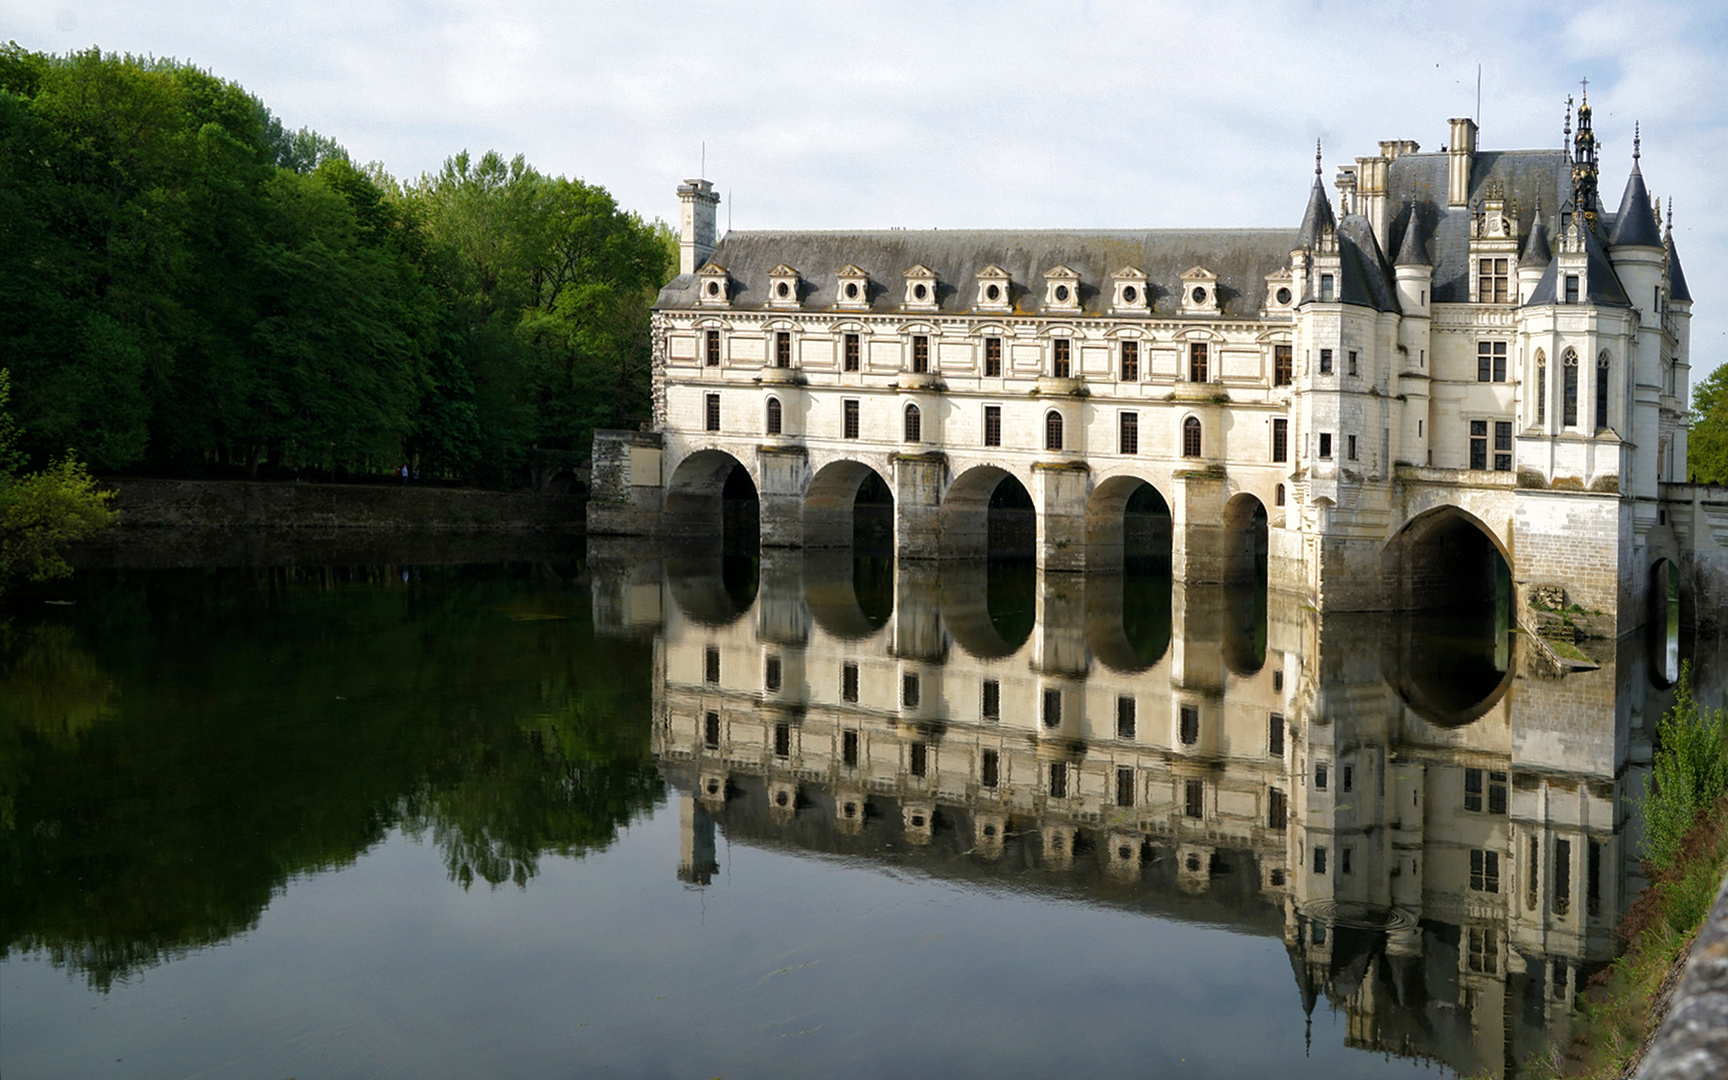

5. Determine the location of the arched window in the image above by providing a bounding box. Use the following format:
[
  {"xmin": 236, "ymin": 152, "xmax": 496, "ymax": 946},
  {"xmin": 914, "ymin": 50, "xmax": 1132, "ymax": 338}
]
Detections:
[
  {"xmin": 1534, "ymin": 350, "xmax": 1547, "ymax": 425},
  {"xmin": 1596, "ymin": 351, "xmax": 1611, "ymax": 430},
  {"xmin": 1275, "ymin": 483, "xmax": 1286, "ymax": 507},
  {"xmin": 1562, "ymin": 349, "xmax": 1579, "ymax": 427},
  {"xmin": 904, "ymin": 403, "xmax": 922, "ymax": 443},
  {"xmin": 1182, "ymin": 416, "xmax": 1203, "ymax": 458},
  {"xmin": 765, "ymin": 396, "xmax": 782, "ymax": 435},
  {"xmin": 1044, "ymin": 410, "xmax": 1064, "ymax": 451}
]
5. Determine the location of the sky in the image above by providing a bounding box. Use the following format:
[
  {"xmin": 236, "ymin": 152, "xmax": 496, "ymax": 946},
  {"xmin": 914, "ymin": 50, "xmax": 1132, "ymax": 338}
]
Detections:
[{"xmin": 7, "ymin": 0, "xmax": 1726, "ymax": 380}]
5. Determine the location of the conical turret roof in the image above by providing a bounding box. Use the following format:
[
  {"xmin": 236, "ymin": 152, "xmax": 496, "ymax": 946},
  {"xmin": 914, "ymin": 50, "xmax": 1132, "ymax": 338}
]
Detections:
[
  {"xmin": 1609, "ymin": 154, "xmax": 1661, "ymax": 248},
  {"xmin": 1297, "ymin": 173, "xmax": 1335, "ymax": 250},
  {"xmin": 1667, "ymin": 232, "xmax": 1692, "ymax": 302},
  {"xmin": 1521, "ymin": 208, "xmax": 1552, "ymax": 268},
  {"xmin": 1393, "ymin": 213, "xmax": 1429, "ymax": 267}
]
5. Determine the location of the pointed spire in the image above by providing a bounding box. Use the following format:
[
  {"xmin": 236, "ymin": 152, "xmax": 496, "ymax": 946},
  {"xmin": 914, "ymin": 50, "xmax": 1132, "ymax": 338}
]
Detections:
[
  {"xmin": 1666, "ymin": 201, "xmax": 1692, "ymax": 302},
  {"xmin": 1297, "ymin": 141, "xmax": 1336, "ymax": 250},
  {"xmin": 1609, "ymin": 132, "xmax": 1661, "ymax": 248},
  {"xmin": 1394, "ymin": 203, "xmax": 1429, "ymax": 267},
  {"xmin": 1634, "ymin": 121, "xmax": 1642, "ymax": 163},
  {"xmin": 1564, "ymin": 95, "xmax": 1573, "ymax": 156},
  {"xmin": 1522, "ymin": 195, "xmax": 1552, "ymax": 268}
]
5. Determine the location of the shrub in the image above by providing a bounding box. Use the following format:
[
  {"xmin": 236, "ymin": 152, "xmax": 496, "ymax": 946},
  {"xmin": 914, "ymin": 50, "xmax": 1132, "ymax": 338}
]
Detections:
[{"xmin": 1642, "ymin": 662, "xmax": 1728, "ymax": 873}]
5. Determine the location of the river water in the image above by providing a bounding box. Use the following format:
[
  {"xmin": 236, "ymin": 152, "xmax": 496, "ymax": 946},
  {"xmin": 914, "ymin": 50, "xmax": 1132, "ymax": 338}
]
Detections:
[{"xmin": 1, "ymin": 550, "xmax": 1720, "ymax": 1079}]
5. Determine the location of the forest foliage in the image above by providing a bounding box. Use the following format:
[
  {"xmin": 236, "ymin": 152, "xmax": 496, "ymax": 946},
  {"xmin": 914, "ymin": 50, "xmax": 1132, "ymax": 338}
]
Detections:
[
  {"xmin": 0, "ymin": 44, "xmax": 673, "ymax": 487},
  {"xmin": 1690, "ymin": 363, "xmax": 1728, "ymax": 484}
]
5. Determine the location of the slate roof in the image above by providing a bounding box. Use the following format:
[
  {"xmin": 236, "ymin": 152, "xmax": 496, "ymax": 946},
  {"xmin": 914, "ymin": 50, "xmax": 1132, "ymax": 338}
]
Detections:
[
  {"xmin": 1525, "ymin": 223, "xmax": 1632, "ymax": 307},
  {"xmin": 1329, "ymin": 214, "xmax": 1400, "ymax": 312},
  {"xmin": 1393, "ymin": 208, "xmax": 1431, "ymax": 266},
  {"xmin": 657, "ymin": 228, "xmax": 1300, "ymax": 318},
  {"xmin": 1668, "ymin": 232, "xmax": 1693, "ymax": 302},
  {"xmin": 1609, "ymin": 163, "xmax": 1662, "ymax": 248},
  {"xmin": 1520, "ymin": 210, "xmax": 1552, "ymax": 268}
]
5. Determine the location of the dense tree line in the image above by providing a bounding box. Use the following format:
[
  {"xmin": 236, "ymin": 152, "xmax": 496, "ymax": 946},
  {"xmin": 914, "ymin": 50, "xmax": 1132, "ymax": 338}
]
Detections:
[
  {"xmin": 1691, "ymin": 364, "xmax": 1728, "ymax": 484},
  {"xmin": 0, "ymin": 44, "xmax": 672, "ymax": 487}
]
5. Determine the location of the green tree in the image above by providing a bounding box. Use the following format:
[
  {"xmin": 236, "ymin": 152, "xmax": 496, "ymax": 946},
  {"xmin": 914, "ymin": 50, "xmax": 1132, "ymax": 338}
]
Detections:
[
  {"xmin": 0, "ymin": 369, "xmax": 116, "ymax": 586},
  {"xmin": 1690, "ymin": 363, "xmax": 1728, "ymax": 484}
]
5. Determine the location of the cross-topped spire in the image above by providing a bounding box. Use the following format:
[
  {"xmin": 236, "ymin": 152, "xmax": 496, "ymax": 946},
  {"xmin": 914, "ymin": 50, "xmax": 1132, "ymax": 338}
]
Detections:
[
  {"xmin": 1580, "ymin": 76, "xmax": 1589, "ymax": 101},
  {"xmin": 1634, "ymin": 121, "xmax": 1641, "ymax": 162},
  {"xmin": 1315, "ymin": 139, "xmax": 1322, "ymax": 177}
]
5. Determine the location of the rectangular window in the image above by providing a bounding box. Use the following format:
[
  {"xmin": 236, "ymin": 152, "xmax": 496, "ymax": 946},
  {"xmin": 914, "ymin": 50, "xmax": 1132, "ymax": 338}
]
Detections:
[
  {"xmin": 1596, "ymin": 361, "xmax": 1611, "ymax": 430},
  {"xmin": 775, "ymin": 331, "xmax": 791, "ymax": 368},
  {"xmin": 1479, "ymin": 257, "xmax": 1509, "ymax": 304},
  {"xmin": 1272, "ymin": 418, "xmax": 1288, "ymax": 463},
  {"xmin": 1467, "ymin": 927, "xmax": 1498, "ymax": 974},
  {"xmin": 1470, "ymin": 849, "xmax": 1501, "ymax": 893},
  {"xmin": 1565, "ymin": 274, "xmax": 1580, "ymax": 304},
  {"xmin": 705, "ymin": 329, "xmax": 721, "ymax": 366},
  {"xmin": 1117, "ymin": 696, "xmax": 1137, "ymax": 739},
  {"xmin": 843, "ymin": 332, "xmax": 860, "ymax": 372},
  {"xmin": 704, "ymin": 645, "xmax": 720, "ymax": 684},
  {"xmin": 1348, "ymin": 350, "xmax": 1359, "ymax": 376},
  {"xmin": 764, "ymin": 655, "xmax": 781, "ymax": 692},
  {"xmin": 1477, "ymin": 340, "xmax": 1507, "ymax": 382},
  {"xmin": 1318, "ymin": 432, "xmax": 1333, "ymax": 459},
  {"xmin": 1320, "ymin": 274, "xmax": 1335, "ymax": 302},
  {"xmin": 1189, "ymin": 342, "xmax": 1209, "ymax": 383},
  {"xmin": 1117, "ymin": 766, "xmax": 1135, "ymax": 807},
  {"xmin": 1469, "ymin": 419, "xmax": 1488, "ymax": 469},
  {"xmin": 1528, "ymin": 835, "xmax": 1541, "ymax": 909},
  {"xmin": 1119, "ymin": 411, "xmax": 1139, "ymax": 455},
  {"xmin": 1184, "ymin": 779, "xmax": 1204, "ymax": 819},
  {"xmin": 901, "ymin": 672, "xmax": 920, "ymax": 709},
  {"xmin": 843, "ymin": 729, "xmax": 859, "ymax": 767},
  {"xmin": 1120, "ymin": 339, "xmax": 1139, "ymax": 381},
  {"xmin": 841, "ymin": 662, "xmax": 859, "ymax": 703},
  {"xmin": 774, "ymin": 721, "xmax": 790, "ymax": 758},
  {"xmin": 911, "ymin": 334, "xmax": 929, "ymax": 373},
  {"xmin": 1314, "ymin": 845, "xmax": 1328, "ymax": 874},
  {"xmin": 1342, "ymin": 847, "xmax": 1353, "ymax": 875},
  {"xmin": 1179, "ymin": 704, "xmax": 1199, "ymax": 745},
  {"xmin": 1494, "ymin": 421, "xmax": 1513, "ymax": 472},
  {"xmin": 1588, "ymin": 840, "xmax": 1602, "ymax": 917},
  {"xmin": 909, "ymin": 741, "xmax": 927, "ymax": 777},
  {"xmin": 704, "ymin": 711, "xmax": 720, "ymax": 749},
  {"xmin": 1347, "ymin": 434, "xmax": 1358, "ymax": 461},
  {"xmin": 981, "ymin": 679, "xmax": 1000, "ymax": 721},
  {"xmin": 1049, "ymin": 762, "xmax": 1068, "ymax": 799},
  {"xmin": 1555, "ymin": 839, "xmax": 1572, "ymax": 915},
  {"xmin": 1052, "ymin": 338, "xmax": 1071, "ymax": 378},
  {"xmin": 984, "ymin": 336, "xmax": 1002, "ymax": 377},
  {"xmin": 1274, "ymin": 344, "xmax": 1293, "ymax": 387},
  {"xmin": 1269, "ymin": 713, "xmax": 1285, "ymax": 757},
  {"xmin": 982, "ymin": 748, "xmax": 1000, "ymax": 788},
  {"xmin": 1315, "ymin": 762, "xmax": 1329, "ymax": 790},
  {"xmin": 843, "ymin": 398, "xmax": 860, "ymax": 439},
  {"xmin": 983, "ymin": 405, "xmax": 1002, "ymax": 447},
  {"xmin": 1042, "ymin": 688, "xmax": 1062, "ymax": 729},
  {"xmin": 1269, "ymin": 787, "xmax": 1288, "ymax": 830},
  {"xmin": 1342, "ymin": 764, "xmax": 1353, "ymax": 792},
  {"xmin": 1464, "ymin": 767, "xmax": 1482, "ymax": 812},
  {"xmin": 705, "ymin": 393, "xmax": 721, "ymax": 432},
  {"xmin": 1319, "ymin": 348, "xmax": 1333, "ymax": 375}
]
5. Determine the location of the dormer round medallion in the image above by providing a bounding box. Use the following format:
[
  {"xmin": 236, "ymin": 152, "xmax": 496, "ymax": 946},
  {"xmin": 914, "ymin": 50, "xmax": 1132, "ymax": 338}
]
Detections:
[
  {"xmin": 776, "ymin": 281, "xmax": 790, "ymax": 298},
  {"xmin": 1191, "ymin": 287, "xmax": 1207, "ymax": 304},
  {"xmin": 1055, "ymin": 285, "xmax": 1070, "ymax": 302},
  {"xmin": 707, "ymin": 281, "xmax": 720, "ymax": 296},
  {"xmin": 1276, "ymin": 287, "xmax": 1292, "ymax": 304},
  {"xmin": 1123, "ymin": 286, "xmax": 1138, "ymax": 303},
  {"xmin": 845, "ymin": 282, "xmax": 859, "ymax": 299},
  {"xmin": 914, "ymin": 283, "xmax": 928, "ymax": 301},
  {"xmin": 986, "ymin": 284, "xmax": 1001, "ymax": 301}
]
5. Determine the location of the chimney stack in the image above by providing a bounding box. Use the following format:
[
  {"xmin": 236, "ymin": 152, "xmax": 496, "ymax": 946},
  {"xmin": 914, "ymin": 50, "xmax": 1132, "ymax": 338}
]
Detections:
[
  {"xmin": 1447, "ymin": 118, "xmax": 1478, "ymax": 207},
  {"xmin": 677, "ymin": 179, "xmax": 720, "ymax": 276}
]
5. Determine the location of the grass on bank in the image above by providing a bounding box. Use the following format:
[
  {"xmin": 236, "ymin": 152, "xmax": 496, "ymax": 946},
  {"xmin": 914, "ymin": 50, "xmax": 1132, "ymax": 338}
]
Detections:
[{"xmin": 1536, "ymin": 662, "xmax": 1728, "ymax": 1079}]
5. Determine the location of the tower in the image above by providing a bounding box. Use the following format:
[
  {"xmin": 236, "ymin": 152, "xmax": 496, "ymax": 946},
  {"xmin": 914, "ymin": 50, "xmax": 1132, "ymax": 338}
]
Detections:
[{"xmin": 677, "ymin": 178, "xmax": 721, "ymax": 276}]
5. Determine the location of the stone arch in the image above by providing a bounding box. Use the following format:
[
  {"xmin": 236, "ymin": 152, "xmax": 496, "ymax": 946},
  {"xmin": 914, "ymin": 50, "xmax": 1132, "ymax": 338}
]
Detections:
[
  {"xmin": 1382, "ymin": 614, "xmax": 1517, "ymax": 726},
  {"xmin": 803, "ymin": 549, "xmax": 892, "ymax": 640},
  {"xmin": 1222, "ymin": 492, "xmax": 1269, "ymax": 586},
  {"xmin": 666, "ymin": 447, "xmax": 758, "ymax": 545},
  {"xmin": 941, "ymin": 464, "xmax": 1035, "ymax": 560},
  {"xmin": 803, "ymin": 457, "xmax": 893, "ymax": 550},
  {"xmin": 1085, "ymin": 569, "xmax": 1171, "ymax": 673},
  {"xmin": 1085, "ymin": 474, "xmax": 1173, "ymax": 572},
  {"xmin": 940, "ymin": 561, "xmax": 1033, "ymax": 660},
  {"xmin": 1649, "ymin": 558, "xmax": 1681, "ymax": 687},
  {"xmin": 665, "ymin": 553, "xmax": 757, "ymax": 627},
  {"xmin": 1380, "ymin": 504, "xmax": 1509, "ymax": 611}
]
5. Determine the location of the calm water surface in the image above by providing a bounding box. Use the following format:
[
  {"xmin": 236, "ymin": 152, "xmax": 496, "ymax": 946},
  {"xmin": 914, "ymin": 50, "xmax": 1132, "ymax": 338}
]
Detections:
[{"xmin": 1, "ymin": 554, "xmax": 1720, "ymax": 1079}]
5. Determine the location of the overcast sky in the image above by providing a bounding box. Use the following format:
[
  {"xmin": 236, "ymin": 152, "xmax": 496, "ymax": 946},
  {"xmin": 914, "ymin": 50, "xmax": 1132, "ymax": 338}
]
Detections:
[{"xmin": 8, "ymin": 0, "xmax": 1725, "ymax": 379}]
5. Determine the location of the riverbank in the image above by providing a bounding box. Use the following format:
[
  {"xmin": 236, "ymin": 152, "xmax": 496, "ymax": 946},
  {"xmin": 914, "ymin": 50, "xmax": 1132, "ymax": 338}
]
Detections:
[{"xmin": 96, "ymin": 477, "xmax": 583, "ymax": 532}]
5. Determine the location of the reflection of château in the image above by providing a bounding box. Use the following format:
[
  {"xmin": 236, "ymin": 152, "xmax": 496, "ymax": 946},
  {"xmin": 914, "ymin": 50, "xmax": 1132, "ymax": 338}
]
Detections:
[{"xmin": 601, "ymin": 550, "xmax": 1666, "ymax": 1077}]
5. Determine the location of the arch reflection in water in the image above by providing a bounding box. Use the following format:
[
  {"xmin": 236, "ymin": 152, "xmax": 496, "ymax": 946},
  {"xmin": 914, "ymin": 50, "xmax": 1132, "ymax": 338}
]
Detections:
[{"xmin": 645, "ymin": 550, "xmax": 1659, "ymax": 1079}]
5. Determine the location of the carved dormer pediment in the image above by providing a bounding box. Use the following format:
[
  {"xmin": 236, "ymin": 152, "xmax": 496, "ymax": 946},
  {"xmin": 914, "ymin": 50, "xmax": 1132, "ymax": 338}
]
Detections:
[
  {"xmin": 1111, "ymin": 265, "xmax": 1150, "ymax": 314},
  {"xmin": 767, "ymin": 264, "xmax": 801, "ymax": 309},
  {"xmin": 835, "ymin": 264, "xmax": 870, "ymax": 310},
  {"xmin": 697, "ymin": 263, "xmax": 731, "ymax": 307},
  {"xmin": 1264, "ymin": 268, "xmax": 1295, "ymax": 311},
  {"xmin": 1180, "ymin": 266, "xmax": 1220, "ymax": 315},
  {"xmin": 975, "ymin": 264, "xmax": 1012, "ymax": 311},
  {"xmin": 1043, "ymin": 265, "xmax": 1082, "ymax": 313},
  {"xmin": 903, "ymin": 265, "xmax": 938, "ymax": 311}
]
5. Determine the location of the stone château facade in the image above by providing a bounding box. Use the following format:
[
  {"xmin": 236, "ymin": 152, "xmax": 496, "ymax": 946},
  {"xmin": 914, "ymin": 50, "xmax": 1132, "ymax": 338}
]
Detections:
[{"xmin": 591, "ymin": 95, "xmax": 1728, "ymax": 633}]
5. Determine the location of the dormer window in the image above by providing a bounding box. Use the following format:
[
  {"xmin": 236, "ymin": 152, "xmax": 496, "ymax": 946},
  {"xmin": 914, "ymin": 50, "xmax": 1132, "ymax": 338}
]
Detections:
[
  {"xmin": 1179, "ymin": 266, "xmax": 1219, "ymax": 315},
  {"xmin": 836, "ymin": 265, "xmax": 870, "ymax": 311},
  {"xmin": 1112, "ymin": 266, "xmax": 1150, "ymax": 314},
  {"xmin": 903, "ymin": 265, "xmax": 939, "ymax": 311},
  {"xmin": 767, "ymin": 264, "xmax": 801, "ymax": 309},
  {"xmin": 976, "ymin": 265, "xmax": 1012, "ymax": 312},
  {"xmin": 1044, "ymin": 266, "xmax": 1082, "ymax": 313},
  {"xmin": 1265, "ymin": 270, "xmax": 1295, "ymax": 310},
  {"xmin": 697, "ymin": 264, "xmax": 731, "ymax": 308}
]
